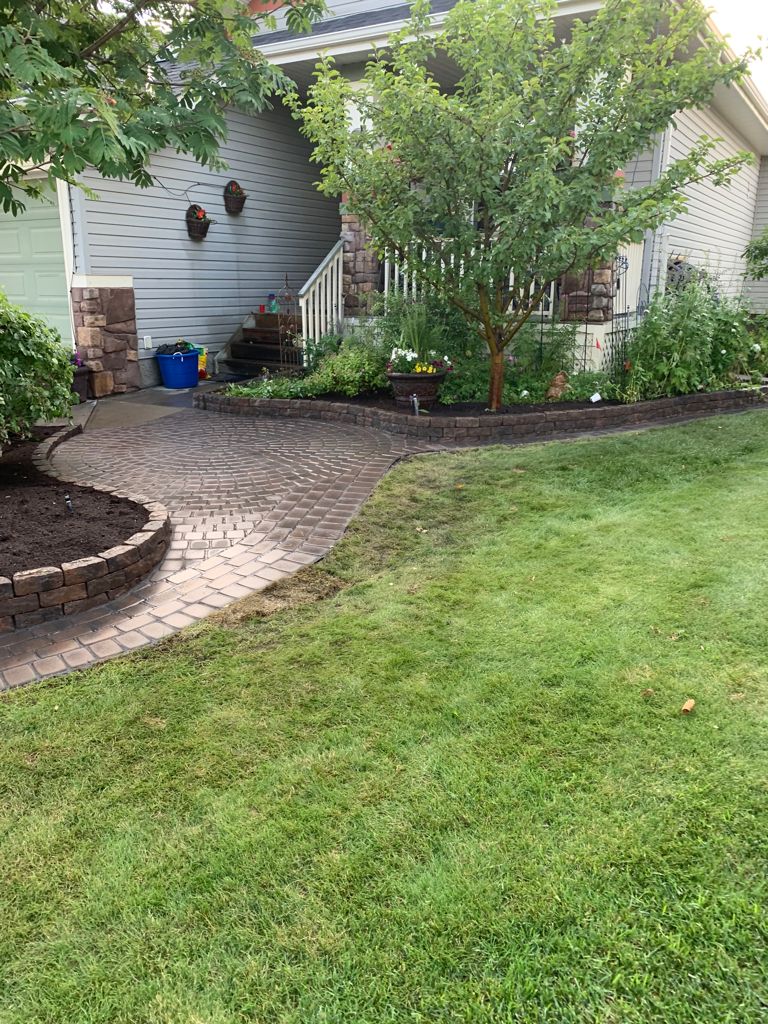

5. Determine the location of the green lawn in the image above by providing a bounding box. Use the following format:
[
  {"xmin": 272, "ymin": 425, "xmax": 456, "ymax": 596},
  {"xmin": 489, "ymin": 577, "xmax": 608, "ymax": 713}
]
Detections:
[{"xmin": 2, "ymin": 412, "xmax": 767, "ymax": 1024}]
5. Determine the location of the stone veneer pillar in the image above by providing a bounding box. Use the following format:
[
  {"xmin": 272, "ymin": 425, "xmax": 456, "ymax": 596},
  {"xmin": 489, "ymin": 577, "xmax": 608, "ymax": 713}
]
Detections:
[
  {"xmin": 340, "ymin": 196, "xmax": 380, "ymax": 315},
  {"xmin": 72, "ymin": 286, "xmax": 141, "ymax": 397},
  {"xmin": 559, "ymin": 261, "xmax": 616, "ymax": 324}
]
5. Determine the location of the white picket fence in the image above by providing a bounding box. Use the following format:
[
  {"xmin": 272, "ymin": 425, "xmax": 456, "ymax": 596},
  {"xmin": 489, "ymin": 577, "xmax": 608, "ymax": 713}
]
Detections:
[
  {"xmin": 381, "ymin": 239, "xmax": 645, "ymax": 320},
  {"xmin": 298, "ymin": 240, "xmax": 344, "ymax": 343}
]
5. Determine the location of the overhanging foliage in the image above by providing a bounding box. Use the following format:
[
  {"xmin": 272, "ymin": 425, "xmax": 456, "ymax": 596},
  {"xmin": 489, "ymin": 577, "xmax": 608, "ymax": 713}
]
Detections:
[{"xmin": 0, "ymin": 0, "xmax": 325, "ymax": 214}]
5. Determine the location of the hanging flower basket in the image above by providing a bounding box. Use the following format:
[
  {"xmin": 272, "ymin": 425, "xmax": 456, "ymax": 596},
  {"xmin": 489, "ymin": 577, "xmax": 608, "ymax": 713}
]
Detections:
[
  {"xmin": 223, "ymin": 180, "xmax": 247, "ymax": 214},
  {"xmin": 186, "ymin": 204, "xmax": 212, "ymax": 240}
]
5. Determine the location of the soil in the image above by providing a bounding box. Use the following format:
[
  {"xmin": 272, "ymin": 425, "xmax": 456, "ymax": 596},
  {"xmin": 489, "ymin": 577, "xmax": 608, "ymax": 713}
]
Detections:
[
  {"xmin": 307, "ymin": 391, "xmax": 621, "ymax": 416},
  {"xmin": 0, "ymin": 431, "xmax": 149, "ymax": 578}
]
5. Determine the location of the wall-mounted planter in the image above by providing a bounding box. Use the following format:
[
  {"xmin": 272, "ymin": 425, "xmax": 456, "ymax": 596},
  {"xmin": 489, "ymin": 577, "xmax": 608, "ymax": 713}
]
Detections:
[
  {"xmin": 223, "ymin": 180, "xmax": 247, "ymax": 215},
  {"xmin": 186, "ymin": 204, "xmax": 211, "ymax": 240}
]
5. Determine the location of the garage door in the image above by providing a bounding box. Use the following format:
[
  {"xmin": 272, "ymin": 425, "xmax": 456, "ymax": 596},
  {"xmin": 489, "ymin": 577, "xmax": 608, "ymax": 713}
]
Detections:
[{"xmin": 0, "ymin": 189, "xmax": 71, "ymax": 345}]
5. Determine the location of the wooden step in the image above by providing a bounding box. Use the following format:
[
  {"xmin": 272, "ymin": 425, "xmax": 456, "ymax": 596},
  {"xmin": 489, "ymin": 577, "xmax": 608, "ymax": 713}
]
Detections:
[
  {"xmin": 219, "ymin": 357, "xmax": 302, "ymax": 377},
  {"xmin": 250, "ymin": 312, "xmax": 301, "ymax": 330},
  {"xmin": 231, "ymin": 340, "xmax": 302, "ymax": 364}
]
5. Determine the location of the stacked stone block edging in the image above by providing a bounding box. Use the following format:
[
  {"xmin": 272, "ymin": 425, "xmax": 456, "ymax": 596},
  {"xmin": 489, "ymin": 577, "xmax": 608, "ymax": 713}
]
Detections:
[
  {"xmin": 0, "ymin": 426, "xmax": 171, "ymax": 632},
  {"xmin": 194, "ymin": 387, "xmax": 768, "ymax": 443}
]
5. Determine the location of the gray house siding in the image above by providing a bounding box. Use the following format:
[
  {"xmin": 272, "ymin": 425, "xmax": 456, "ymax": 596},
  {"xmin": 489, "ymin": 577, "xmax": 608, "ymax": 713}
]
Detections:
[
  {"xmin": 624, "ymin": 148, "xmax": 654, "ymax": 190},
  {"xmin": 73, "ymin": 102, "xmax": 340, "ymax": 359},
  {"xmin": 662, "ymin": 105, "xmax": 760, "ymax": 295},
  {"xmin": 746, "ymin": 157, "xmax": 768, "ymax": 311}
]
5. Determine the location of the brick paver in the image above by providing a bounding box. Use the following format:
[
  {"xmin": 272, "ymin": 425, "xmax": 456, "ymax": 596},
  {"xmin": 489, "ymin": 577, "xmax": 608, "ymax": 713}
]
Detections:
[{"xmin": 0, "ymin": 407, "xmax": 431, "ymax": 689}]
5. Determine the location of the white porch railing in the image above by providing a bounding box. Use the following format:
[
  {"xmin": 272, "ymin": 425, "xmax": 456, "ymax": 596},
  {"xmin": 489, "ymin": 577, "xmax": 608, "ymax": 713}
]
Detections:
[{"xmin": 299, "ymin": 240, "xmax": 344, "ymax": 342}]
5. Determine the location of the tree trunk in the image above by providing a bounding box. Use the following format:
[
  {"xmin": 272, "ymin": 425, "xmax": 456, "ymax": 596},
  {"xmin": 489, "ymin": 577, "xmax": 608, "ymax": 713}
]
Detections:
[{"xmin": 488, "ymin": 350, "xmax": 505, "ymax": 411}]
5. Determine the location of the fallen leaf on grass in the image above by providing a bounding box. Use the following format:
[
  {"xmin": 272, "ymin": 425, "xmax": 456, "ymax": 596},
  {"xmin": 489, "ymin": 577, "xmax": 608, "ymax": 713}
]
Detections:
[{"xmin": 641, "ymin": 688, "xmax": 655, "ymax": 698}]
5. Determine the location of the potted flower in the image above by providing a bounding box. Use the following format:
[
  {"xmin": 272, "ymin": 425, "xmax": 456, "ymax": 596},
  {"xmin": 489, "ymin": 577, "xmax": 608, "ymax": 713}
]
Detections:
[
  {"xmin": 385, "ymin": 304, "xmax": 452, "ymax": 409},
  {"xmin": 223, "ymin": 180, "xmax": 247, "ymax": 214},
  {"xmin": 186, "ymin": 204, "xmax": 213, "ymax": 240}
]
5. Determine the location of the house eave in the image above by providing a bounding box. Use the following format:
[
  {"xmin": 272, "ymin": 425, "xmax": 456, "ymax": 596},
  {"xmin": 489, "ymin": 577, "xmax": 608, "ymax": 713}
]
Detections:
[
  {"xmin": 705, "ymin": 16, "xmax": 768, "ymax": 156},
  {"xmin": 258, "ymin": 0, "xmax": 602, "ymax": 66}
]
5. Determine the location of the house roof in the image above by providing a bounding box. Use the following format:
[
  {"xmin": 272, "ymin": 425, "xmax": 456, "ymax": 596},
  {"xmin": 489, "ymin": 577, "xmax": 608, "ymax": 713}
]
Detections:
[
  {"xmin": 255, "ymin": 1, "xmax": 768, "ymax": 154},
  {"xmin": 253, "ymin": 0, "xmax": 458, "ymax": 49}
]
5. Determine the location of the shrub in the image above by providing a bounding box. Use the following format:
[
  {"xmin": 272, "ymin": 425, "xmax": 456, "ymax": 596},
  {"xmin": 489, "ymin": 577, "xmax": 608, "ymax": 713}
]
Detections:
[
  {"xmin": 618, "ymin": 280, "xmax": 755, "ymax": 401},
  {"xmin": 309, "ymin": 343, "xmax": 388, "ymax": 396},
  {"xmin": 564, "ymin": 371, "xmax": 617, "ymax": 402},
  {"xmin": 229, "ymin": 335, "xmax": 388, "ymax": 401},
  {"xmin": 303, "ymin": 333, "xmax": 341, "ymax": 374},
  {"xmin": 0, "ymin": 292, "xmax": 73, "ymax": 442}
]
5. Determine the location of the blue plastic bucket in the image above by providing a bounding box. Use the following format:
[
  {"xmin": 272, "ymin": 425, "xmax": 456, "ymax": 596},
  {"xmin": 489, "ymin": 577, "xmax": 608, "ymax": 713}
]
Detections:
[{"xmin": 156, "ymin": 350, "xmax": 199, "ymax": 389}]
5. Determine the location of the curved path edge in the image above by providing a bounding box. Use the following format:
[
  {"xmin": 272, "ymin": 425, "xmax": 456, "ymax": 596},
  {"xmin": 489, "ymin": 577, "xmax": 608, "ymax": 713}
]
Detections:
[
  {"xmin": 2, "ymin": 396, "xmax": 768, "ymax": 690},
  {"xmin": 0, "ymin": 426, "xmax": 171, "ymax": 633}
]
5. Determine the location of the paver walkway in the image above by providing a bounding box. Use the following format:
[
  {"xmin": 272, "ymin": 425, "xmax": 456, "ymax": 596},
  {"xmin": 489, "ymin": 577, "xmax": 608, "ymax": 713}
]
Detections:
[{"xmin": 0, "ymin": 392, "xmax": 430, "ymax": 689}]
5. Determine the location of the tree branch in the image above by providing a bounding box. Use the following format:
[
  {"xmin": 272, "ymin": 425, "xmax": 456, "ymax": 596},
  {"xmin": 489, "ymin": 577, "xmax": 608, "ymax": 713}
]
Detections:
[{"xmin": 77, "ymin": 0, "xmax": 194, "ymax": 61}]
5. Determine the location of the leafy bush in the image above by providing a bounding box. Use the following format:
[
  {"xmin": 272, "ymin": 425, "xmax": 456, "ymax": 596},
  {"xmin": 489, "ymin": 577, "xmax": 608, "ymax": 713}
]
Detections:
[
  {"xmin": 303, "ymin": 333, "xmax": 341, "ymax": 374},
  {"xmin": 618, "ymin": 280, "xmax": 756, "ymax": 401},
  {"xmin": 438, "ymin": 321, "xmax": 578, "ymax": 405},
  {"xmin": 564, "ymin": 371, "xmax": 617, "ymax": 401},
  {"xmin": 511, "ymin": 321, "xmax": 579, "ymax": 379},
  {"xmin": 309, "ymin": 343, "xmax": 388, "ymax": 396},
  {"xmin": 230, "ymin": 334, "xmax": 388, "ymax": 401},
  {"xmin": 744, "ymin": 227, "xmax": 768, "ymax": 281},
  {"xmin": 0, "ymin": 292, "xmax": 73, "ymax": 442}
]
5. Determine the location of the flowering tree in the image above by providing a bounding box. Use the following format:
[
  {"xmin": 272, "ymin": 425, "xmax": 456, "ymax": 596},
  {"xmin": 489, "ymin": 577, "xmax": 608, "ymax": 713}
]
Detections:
[
  {"xmin": 0, "ymin": 0, "xmax": 324, "ymax": 214},
  {"xmin": 295, "ymin": 0, "xmax": 753, "ymax": 409}
]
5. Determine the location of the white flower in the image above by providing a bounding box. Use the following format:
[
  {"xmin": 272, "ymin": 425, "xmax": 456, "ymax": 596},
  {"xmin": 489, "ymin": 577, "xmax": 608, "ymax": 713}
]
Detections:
[
  {"xmin": 752, "ymin": 343, "xmax": 762, "ymax": 353},
  {"xmin": 521, "ymin": 389, "xmax": 530, "ymax": 398},
  {"xmin": 721, "ymin": 349, "xmax": 727, "ymax": 355}
]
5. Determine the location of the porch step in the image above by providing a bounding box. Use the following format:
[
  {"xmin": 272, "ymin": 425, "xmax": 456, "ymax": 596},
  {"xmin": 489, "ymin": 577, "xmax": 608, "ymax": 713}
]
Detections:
[
  {"xmin": 230, "ymin": 340, "xmax": 302, "ymax": 364},
  {"xmin": 218, "ymin": 357, "xmax": 301, "ymax": 378},
  {"xmin": 243, "ymin": 312, "xmax": 301, "ymax": 346}
]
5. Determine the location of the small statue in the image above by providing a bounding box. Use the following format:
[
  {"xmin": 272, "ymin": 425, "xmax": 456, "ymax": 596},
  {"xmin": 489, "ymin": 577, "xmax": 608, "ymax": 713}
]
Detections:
[{"xmin": 545, "ymin": 370, "xmax": 569, "ymax": 401}]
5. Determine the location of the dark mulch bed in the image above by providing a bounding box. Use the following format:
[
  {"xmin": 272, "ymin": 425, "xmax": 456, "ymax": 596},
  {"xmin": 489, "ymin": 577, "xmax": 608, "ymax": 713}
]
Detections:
[
  {"xmin": 303, "ymin": 391, "xmax": 621, "ymax": 416},
  {"xmin": 1, "ymin": 431, "xmax": 148, "ymax": 578}
]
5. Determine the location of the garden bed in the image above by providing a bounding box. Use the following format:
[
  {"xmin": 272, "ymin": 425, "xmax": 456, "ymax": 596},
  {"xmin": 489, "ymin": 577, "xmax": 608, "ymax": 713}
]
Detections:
[
  {"xmin": 0, "ymin": 426, "xmax": 171, "ymax": 631},
  {"xmin": 271, "ymin": 391, "xmax": 623, "ymax": 416},
  {"xmin": 194, "ymin": 385, "xmax": 768, "ymax": 444}
]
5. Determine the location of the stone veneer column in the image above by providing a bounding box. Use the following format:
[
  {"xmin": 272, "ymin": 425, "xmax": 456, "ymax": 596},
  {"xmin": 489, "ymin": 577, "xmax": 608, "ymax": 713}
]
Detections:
[
  {"xmin": 559, "ymin": 261, "xmax": 616, "ymax": 324},
  {"xmin": 340, "ymin": 196, "xmax": 380, "ymax": 315},
  {"xmin": 72, "ymin": 287, "xmax": 141, "ymax": 397}
]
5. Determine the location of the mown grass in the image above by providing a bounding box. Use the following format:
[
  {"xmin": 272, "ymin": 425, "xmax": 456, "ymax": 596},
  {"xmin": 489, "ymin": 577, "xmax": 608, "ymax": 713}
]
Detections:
[{"xmin": 1, "ymin": 411, "xmax": 767, "ymax": 1024}]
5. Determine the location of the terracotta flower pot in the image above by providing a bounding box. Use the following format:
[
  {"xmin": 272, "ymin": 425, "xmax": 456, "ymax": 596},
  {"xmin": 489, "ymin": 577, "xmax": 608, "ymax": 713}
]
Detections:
[{"xmin": 387, "ymin": 371, "xmax": 447, "ymax": 410}]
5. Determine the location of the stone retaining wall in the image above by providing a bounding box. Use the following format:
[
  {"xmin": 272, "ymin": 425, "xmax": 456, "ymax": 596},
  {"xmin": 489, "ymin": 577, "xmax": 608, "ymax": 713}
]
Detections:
[
  {"xmin": 194, "ymin": 387, "xmax": 768, "ymax": 444},
  {"xmin": 0, "ymin": 427, "xmax": 170, "ymax": 632}
]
